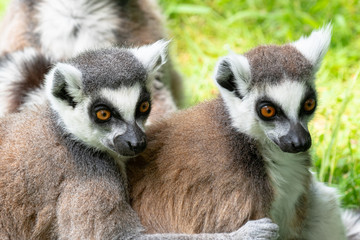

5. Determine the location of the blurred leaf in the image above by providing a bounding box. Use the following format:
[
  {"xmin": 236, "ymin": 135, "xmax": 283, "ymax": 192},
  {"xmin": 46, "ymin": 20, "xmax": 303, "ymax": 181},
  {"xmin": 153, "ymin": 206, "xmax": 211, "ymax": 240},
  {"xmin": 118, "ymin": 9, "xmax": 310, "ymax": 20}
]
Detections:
[{"xmin": 165, "ymin": 4, "xmax": 213, "ymax": 16}]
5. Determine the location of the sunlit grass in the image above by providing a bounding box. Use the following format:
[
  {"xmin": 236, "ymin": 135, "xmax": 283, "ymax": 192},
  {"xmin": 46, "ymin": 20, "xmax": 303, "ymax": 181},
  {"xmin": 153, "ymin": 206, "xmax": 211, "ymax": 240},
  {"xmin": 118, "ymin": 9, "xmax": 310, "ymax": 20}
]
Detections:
[
  {"xmin": 0, "ymin": 0, "xmax": 9, "ymax": 17},
  {"xmin": 0, "ymin": 0, "xmax": 359, "ymax": 207}
]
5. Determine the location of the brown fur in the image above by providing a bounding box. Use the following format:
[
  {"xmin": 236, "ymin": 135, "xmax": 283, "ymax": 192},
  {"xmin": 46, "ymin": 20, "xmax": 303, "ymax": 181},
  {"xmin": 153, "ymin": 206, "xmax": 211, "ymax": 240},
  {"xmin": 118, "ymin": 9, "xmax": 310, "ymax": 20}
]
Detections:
[
  {"xmin": 0, "ymin": 106, "xmax": 143, "ymax": 239},
  {"xmin": 0, "ymin": 0, "xmax": 31, "ymax": 54},
  {"xmin": 292, "ymin": 193, "xmax": 309, "ymax": 235},
  {"xmin": 128, "ymin": 97, "xmax": 273, "ymax": 234}
]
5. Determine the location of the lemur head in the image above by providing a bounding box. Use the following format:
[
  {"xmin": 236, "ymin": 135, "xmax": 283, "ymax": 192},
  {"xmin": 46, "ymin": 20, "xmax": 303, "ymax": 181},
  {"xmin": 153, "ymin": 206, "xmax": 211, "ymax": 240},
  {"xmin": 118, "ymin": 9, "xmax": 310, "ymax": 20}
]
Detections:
[
  {"xmin": 215, "ymin": 25, "xmax": 331, "ymax": 153},
  {"xmin": 45, "ymin": 40, "xmax": 168, "ymax": 157}
]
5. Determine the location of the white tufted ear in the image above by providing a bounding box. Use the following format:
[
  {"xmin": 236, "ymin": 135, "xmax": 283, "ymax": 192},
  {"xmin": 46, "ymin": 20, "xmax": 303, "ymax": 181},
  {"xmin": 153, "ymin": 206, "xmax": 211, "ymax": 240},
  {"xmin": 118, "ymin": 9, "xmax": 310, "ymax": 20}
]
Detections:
[
  {"xmin": 129, "ymin": 40, "xmax": 169, "ymax": 75},
  {"xmin": 46, "ymin": 63, "xmax": 83, "ymax": 106},
  {"xmin": 291, "ymin": 24, "xmax": 332, "ymax": 71},
  {"xmin": 214, "ymin": 53, "xmax": 251, "ymax": 99}
]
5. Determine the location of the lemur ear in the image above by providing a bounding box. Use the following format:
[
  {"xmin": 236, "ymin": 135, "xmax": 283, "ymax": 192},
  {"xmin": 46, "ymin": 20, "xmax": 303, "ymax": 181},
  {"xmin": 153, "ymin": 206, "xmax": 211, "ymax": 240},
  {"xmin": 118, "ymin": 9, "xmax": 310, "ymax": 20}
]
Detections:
[
  {"xmin": 48, "ymin": 63, "xmax": 83, "ymax": 107},
  {"xmin": 291, "ymin": 24, "xmax": 332, "ymax": 71},
  {"xmin": 130, "ymin": 39, "xmax": 169, "ymax": 76},
  {"xmin": 214, "ymin": 53, "xmax": 251, "ymax": 99}
]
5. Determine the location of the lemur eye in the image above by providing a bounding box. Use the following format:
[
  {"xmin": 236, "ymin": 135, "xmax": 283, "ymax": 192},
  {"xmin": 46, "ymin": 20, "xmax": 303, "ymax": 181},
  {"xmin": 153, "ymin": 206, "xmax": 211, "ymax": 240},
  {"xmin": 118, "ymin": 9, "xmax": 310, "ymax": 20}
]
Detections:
[
  {"xmin": 96, "ymin": 109, "xmax": 111, "ymax": 121},
  {"xmin": 139, "ymin": 101, "xmax": 150, "ymax": 113},
  {"xmin": 260, "ymin": 105, "xmax": 276, "ymax": 118},
  {"xmin": 304, "ymin": 99, "xmax": 316, "ymax": 112}
]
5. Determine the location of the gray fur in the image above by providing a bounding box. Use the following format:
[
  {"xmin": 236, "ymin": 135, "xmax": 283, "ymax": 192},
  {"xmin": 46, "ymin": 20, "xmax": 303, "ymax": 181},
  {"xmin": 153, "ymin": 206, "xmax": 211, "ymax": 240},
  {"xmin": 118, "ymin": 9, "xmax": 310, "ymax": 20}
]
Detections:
[
  {"xmin": 67, "ymin": 49, "xmax": 147, "ymax": 94},
  {"xmin": 342, "ymin": 209, "xmax": 360, "ymax": 240},
  {"xmin": 245, "ymin": 45, "xmax": 313, "ymax": 88},
  {"xmin": 215, "ymin": 44, "xmax": 314, "ymax": 102}
]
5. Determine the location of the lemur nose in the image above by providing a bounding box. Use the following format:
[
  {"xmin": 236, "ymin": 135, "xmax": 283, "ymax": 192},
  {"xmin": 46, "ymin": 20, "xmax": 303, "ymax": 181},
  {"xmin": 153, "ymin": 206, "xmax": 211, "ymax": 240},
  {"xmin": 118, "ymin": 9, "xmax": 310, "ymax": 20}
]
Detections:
[
  {"xmin": 127, "ymin": 138, "xmax": 147, "ymax": 155},
  {"xmin": 113, "ymin": 124, "xmax": 147, "ymax": 157},
  {"xmin": 278, "ymin": 123, "xmax": 311, "ymax": 153},
  {"xmin": 291, "ymin": 135, "xmax": 311, "ymax": 152}
]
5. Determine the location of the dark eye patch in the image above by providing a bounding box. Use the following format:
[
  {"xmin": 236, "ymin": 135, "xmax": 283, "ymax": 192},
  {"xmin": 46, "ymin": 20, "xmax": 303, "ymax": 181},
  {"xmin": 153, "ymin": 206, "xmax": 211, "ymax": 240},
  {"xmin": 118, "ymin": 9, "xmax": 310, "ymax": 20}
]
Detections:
[
  {"xmin": 89, "ymin": 98, "xmax": 123, "ymax": 124},
  {"xmin": 135, "ymin": 89, "xmax": 151, "ymax": 118},
  {"xmin": 255, "ymin": 97, "xmax": 287, "ymax": 122},
  {"xmin": 299, "ymin": 89, "xmax": 317, "ymax": 116}
]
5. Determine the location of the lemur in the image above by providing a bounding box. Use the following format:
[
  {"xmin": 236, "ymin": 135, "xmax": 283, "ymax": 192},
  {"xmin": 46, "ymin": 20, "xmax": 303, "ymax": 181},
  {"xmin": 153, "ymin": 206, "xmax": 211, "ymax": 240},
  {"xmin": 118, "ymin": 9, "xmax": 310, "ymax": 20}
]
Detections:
[
  {"xmin": 0, "ymin": 41, "xmax": 279, "ymax": 239},
  {"xmin": 0, "ymin": 0, "xmax": 180, "ymax": 120},
  {"xmin": 128, "ymin": 25, "xmax": 360, "ymax": 239}
]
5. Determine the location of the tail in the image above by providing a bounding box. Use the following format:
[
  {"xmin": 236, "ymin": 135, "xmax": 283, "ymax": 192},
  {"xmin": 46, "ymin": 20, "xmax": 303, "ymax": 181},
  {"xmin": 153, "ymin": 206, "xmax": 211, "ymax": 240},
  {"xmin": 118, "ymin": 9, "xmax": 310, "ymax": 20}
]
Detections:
[
  {"xmin": 0, "ymin": 48, "xmax": 52, "ymax": 116},
  {"xmin": 342, "ymin": 209, "xmax": 360, "ymax": 240}
]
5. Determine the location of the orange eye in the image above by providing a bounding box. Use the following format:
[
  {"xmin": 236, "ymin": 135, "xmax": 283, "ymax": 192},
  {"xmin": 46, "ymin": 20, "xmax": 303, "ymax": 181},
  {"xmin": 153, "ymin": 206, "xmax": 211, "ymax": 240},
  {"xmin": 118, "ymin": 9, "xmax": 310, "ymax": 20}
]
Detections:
[
  {"xmin": 139, "ymin": 101, "xmax": 150, "ymax": 113},
  {"xmin": 96, "ymin": 109, "xmax": 111, "ymax": 121},
  {"xmin": 304, "ymin": 99, "xmax": 316, "ymax": 112},
  {"xmin": 261, "ymin": 105, "xmax": 276, "ymax": 118}
]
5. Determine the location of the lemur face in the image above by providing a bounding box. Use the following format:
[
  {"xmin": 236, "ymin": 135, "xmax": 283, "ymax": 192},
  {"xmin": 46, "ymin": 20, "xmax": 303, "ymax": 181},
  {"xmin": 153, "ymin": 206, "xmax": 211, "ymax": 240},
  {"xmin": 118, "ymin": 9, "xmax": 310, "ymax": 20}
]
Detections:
[
  {"xmin": 215, "ymin": 25, "xmax": 331, "ymax": 153},
  {"xmin": 45, "ymin": 41, "xmax": 168, "ymax": 157},
  {"xmin": 245, "ymin": 81, "xmax": 316, "ymax": 153},
  {"xmin": 86, "ymin": 85, "xmax": 151, "ymax": 156}
]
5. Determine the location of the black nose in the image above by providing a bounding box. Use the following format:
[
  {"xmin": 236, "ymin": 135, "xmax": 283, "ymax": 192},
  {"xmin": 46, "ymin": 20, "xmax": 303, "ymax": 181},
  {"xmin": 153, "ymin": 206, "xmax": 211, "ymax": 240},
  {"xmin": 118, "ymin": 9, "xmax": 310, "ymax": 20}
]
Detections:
[
  {"xmin": 278, "ymin": 123, "xmax": 311, "ymax": 153},
  {"xmin": 113, "ymin": 124, "xmax": 147, "ymax": 157},
  {"xmin": 126, "ymin": 137, "xmax": 147, "ymax": 155}
]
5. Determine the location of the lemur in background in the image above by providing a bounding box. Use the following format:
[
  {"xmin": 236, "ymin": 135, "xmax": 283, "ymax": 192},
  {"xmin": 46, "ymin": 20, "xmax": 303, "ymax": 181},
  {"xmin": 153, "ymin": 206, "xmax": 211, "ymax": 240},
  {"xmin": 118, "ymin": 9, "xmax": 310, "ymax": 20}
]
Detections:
[
  {"xmin": 128, "ymin": 25, "xmax": 360, "ymax": 239},
  {"xmin": 0, "ymin": 0, "xmax": 180, "ymax": 121},
  {"xmin": 0, "ymin": 41, "xmax": 279, "ymax": 239}
]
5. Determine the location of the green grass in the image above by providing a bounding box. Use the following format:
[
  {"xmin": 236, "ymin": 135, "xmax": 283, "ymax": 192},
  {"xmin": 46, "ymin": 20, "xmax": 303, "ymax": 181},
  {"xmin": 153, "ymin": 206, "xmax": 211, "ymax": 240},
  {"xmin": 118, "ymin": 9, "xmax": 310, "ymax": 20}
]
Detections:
[
  {"xmin": 0, "ymin": 0, "xmax": 9, "ymax": 17},
  {"xmin": 1, "ymin": 0, "xmax": 359, "ymax": 208}
]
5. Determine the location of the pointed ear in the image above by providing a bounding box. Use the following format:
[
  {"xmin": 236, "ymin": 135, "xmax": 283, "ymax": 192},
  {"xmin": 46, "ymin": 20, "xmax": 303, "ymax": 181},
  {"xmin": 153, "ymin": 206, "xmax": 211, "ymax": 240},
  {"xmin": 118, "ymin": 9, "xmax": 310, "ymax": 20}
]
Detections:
[
  {"xmin": 214, "ymin": 53, "xmax": 251, "ymax": 99},
  {"xmin": 291, "ymin": 24, "xmax": 332, "ymax": 71},
  {"xmin": 48, "ymin": 63, "xmax": 83, "ymax": 107},
  {"xmin": 129, "ymin": 39, "xmax": 169, "ymax": 75}
]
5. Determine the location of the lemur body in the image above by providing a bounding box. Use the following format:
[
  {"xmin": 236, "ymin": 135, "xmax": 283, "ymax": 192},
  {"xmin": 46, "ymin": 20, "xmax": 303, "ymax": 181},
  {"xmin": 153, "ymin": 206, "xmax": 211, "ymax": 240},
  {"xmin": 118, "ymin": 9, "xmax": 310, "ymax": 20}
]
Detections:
[
  {"xmin": 0, "ymin": 0, "xmax": 180, "ymax": 119},
  {"xmin": 0, "ymin": 0, "xmax": 164, "ymax": 58},
  {"xmin": 128, "ymin": 26, "xmax": 357, "ymax": 239},
  {"xmin": 0, "ymin": 42, "xmax": 279, "ymax": 239}
]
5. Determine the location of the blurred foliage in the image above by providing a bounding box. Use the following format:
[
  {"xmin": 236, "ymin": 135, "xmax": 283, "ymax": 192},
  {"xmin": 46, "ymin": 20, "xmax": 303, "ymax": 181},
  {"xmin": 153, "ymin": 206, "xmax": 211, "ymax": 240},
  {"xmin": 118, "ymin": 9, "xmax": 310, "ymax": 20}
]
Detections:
[{"xmin": 0, "ymin": 0, "xmax": 9, "ymax": 17}]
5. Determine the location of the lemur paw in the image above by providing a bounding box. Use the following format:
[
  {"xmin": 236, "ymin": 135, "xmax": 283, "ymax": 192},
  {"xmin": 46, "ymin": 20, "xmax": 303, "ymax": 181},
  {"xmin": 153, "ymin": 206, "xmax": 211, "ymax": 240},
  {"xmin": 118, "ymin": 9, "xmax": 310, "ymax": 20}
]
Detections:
[{"xmin": 231, "ymin": 218, "xmax": 279, "ymax": 240}]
